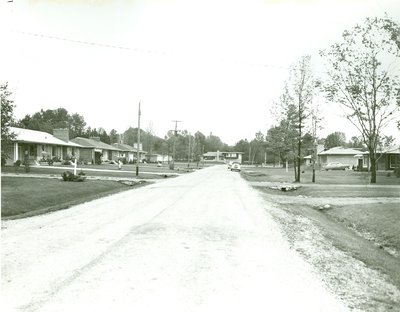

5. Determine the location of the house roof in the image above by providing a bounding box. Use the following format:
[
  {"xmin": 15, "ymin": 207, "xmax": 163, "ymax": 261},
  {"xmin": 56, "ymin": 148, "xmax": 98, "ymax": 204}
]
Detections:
[
  {"xmin": 112, "ymin": 143, "xmax": 135, "ymax": 152},
  {"xmin": 203, "ymin": 151, "xmax": 243, "ymax": 157},
  {"xmin": 318, "ymin": 147, "xmax": 366, "ymax": 156},
  {"xmin": 71, "ymin": 137, "xmax": 121, "ymax": 151},
  {"xmin": 111, "ymin": 143, "xmax": 147, "ymax": 153},
  {"xmin": 203, "ymin": 152, "xmax": 220, "ymax": 157},
  {"xmin": 10, "ymin": 127, "xmax": 81, "ymax": 147},
  {"xmin": 382, "ymin": 145, "xmax": 400, "ymax": 154}
]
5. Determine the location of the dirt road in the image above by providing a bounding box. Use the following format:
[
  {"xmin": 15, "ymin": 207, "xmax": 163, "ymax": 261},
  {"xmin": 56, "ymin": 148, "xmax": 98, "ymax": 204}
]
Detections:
[{"xmin": 2, "ymin": 165, "xmax": 347, "ymax": 311}]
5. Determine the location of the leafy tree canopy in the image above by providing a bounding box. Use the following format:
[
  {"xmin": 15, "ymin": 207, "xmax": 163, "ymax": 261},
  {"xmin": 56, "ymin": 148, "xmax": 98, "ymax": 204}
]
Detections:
[{"xmin": 1, "ymin": 83, "xmax": 16, "ymax": 163}]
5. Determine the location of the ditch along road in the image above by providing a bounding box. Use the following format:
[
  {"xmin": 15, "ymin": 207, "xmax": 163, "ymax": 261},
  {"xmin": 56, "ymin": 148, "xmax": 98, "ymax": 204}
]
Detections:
[{"xmin": 1, "ymin": 165, "xmax": 393, "ymax": 312}]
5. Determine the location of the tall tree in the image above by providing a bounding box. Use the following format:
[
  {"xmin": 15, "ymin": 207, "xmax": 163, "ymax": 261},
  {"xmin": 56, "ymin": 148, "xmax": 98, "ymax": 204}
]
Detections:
[
  {"xmin": 309, "ymin": 95, "xmax": 324, "ymax": 182},
  {"xmin": 192, "ymin": 131, "xmax": 206, "ymax": 165},
  {"xmin": 274, "ymin": 56, "xmax": 315, "ymax": 181},
  {"xmin": 265, "ymin": 123, "xmax": 287, "ymax": 166},
  {"xmin": 1, "ymin": 83, "xmax": 16, "ymax": 164},
  {"xmin": 98, "ymin": 128, "xmax": 110, "ymax": 144},
  {"xmin": 68, "ymin": 113, "xmax": 86, "ymax": 138},
  {"xmin": 320, "ymin": 17, "xmax": 400, "ymax": 183},
  {"xmin": 205, "ymin": 133, "xmax": 228, "ymax": 152},
  {"xmin": 234, "ymin": 139, "xmax": 250, "ymax": 163},
  {"xmin": 250, "ymin": 131, "xmax": 265, "ymax": 164},
  {"xmin": 324, "ymin": 132, "xmax": 347, "ymax": 149},
  {"xmin": 347, "ymin": 136, "xmax": 365, "ymax": 149},
  {"xmin": 19, "ymin": 108, "xmax": 87, "ymax": 139},
  {"xmin": 109, "ymin": 129, "xmax": 119, "ymax": 144},
  {"xmin": 290, "ymin": 55, "xmax": 315, "ymax": 182}
]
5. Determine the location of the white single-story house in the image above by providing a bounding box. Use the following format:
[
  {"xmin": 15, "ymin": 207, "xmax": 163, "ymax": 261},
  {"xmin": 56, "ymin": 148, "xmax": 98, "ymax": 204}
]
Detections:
[
  {"xmin": 203, "ymin": 151, "xmax": 243, "ymax": 164},
  {"xmin": 145, "ymin": 154, "xmax": 171, "ymax": 163},
  {"xmin": 5, "ymin": 127, "xmax": 82, "ymax": 165},
  {"xmin": 71, "ymin": 137, "xmax": 122, "ymax": 164},
  {"xmin": 318, "ymin": 147, "xmax": 368, "ymax": 169},
  {"xmin": 112, "ymin": 143, "xmax": 147, "ymax": 163}
]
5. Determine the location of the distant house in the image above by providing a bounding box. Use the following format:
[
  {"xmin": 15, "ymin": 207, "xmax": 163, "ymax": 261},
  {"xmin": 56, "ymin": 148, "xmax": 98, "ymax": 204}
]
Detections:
[
  {"xmin": 5, "ymin": 127, "xmax": 82, "ymax": 165},
  {"xmin": 318, "ymin": 147, "xmax": 368, "ymax": 169},
  {"xmin": 303, "ymin": 145, "xmax": 325, "ymax": 166},
  {"xmin": 376, "ymin": 145, "xmax": 400, "ymax": 170},
  {"xmin": 145, "ymin": 154, "xmax": 171, "ymax": 163},
  {"xmin": 112, "ymin": 143, "xmax": 147, "ymax": 163},
  {"xmin": 203, "ymin": 151, "xmax": 243, "ymax": 164},
  {"xmin": 71, "ymin": 137, "xmax": 121, "ymax": 164}
]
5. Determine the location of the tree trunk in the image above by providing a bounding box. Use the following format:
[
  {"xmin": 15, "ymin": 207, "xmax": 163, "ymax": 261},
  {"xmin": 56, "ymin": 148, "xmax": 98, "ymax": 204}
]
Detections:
[
  {"xmin": 370, "ymin": 155, "xmax": 377, "ymax": 183},
  {"xmin": 312, "ymin": 161, "xmax": 315, "ymax": 183}
]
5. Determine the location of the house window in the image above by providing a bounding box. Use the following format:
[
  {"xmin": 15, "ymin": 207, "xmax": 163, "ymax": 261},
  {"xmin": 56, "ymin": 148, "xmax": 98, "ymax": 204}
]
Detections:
[
  {"xmin": 390, "ymin": 155, "xmax": 399, "ymax": 169},
  {"xmin": 29, "ymin": 145, "xmax": 36, "ymax": 157},
  {"xmin": 52, "ymin": 146, "xmax": 56, "ymax": 156},
  {"xmin": 42, "ymin": 145, "xmax": 45, "ymax": 152}
]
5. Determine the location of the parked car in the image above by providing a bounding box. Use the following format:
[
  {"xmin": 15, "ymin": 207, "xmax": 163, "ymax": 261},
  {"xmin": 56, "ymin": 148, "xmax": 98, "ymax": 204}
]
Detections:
[
  {"xmin": 231, "ymin": 162, "xmax": 241, "ymax": 172},
  {"xmin": 322, "ymin": 162, "xmax": 350, "ymax": 170}
]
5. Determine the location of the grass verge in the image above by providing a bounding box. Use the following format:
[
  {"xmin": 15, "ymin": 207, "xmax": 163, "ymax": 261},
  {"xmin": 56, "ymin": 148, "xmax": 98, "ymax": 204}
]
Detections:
[
  {"xmin": 242, "ymin": 167, "xmax": 400, "ymax": 288},
  {"xmin": 1, "ymin": 177, "xmax": 145, "ymax": 219}
]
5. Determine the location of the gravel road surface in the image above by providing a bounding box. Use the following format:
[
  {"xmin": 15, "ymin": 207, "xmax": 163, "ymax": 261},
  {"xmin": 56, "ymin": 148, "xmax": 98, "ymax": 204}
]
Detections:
[{"xmin": 2, "ymin": 165, "xmax": 347, "ymax": 311}]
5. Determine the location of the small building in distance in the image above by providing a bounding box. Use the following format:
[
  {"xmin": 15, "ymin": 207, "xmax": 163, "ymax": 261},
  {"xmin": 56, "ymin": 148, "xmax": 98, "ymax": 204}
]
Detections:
[{"xmin": 203, "ymin": 151, "xmax": 243, "ymax": 164}]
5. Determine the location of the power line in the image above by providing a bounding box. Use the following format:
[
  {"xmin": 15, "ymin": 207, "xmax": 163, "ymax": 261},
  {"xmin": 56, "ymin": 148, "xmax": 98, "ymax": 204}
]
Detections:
[
  {"xmin": 4, "ymin": 28, "xmax": 331, "ymax": 75},
  {"xmin": 7, "ymin": 29, "xmax": 167, "ymax": 56}
]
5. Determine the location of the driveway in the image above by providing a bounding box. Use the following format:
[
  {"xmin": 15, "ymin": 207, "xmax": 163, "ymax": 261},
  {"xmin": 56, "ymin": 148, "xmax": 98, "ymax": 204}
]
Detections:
[{"xmin": 1, "ymin": 165, "xmax": 347, "ymax": 311}]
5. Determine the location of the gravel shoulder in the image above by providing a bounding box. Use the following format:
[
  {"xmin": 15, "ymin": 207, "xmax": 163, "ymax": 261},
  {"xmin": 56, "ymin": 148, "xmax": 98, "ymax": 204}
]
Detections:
[{"xmin": 254, "ymin": 188, "xmax": 400, "ymax": 312}]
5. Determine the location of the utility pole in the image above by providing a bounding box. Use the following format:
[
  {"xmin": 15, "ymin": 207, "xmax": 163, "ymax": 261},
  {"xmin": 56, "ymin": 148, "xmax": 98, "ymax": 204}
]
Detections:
[
  {"xmin": 187, "ymin": 133, "xmax": 191, "ymax": 168},
  {"xmin": 311, "ymin": 114, "xmax": 317, "ymax": 183},
  {"xmin": 136, "ymin": 102, "xmax": 141, "ymax": 177},
  {"xmin": 170, "ymin": 120, "xmax": 182, "ymax": 170},
  {"xmin": 202, "ymin": 145, "xmax": 205, "ymax": 168}
]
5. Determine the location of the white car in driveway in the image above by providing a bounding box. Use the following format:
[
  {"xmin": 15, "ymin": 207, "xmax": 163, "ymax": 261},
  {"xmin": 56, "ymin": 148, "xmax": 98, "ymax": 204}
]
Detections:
[
  {"xmin": 231, "ymin": 162, "xmax": 241, "ymax": 172},
  {"xmin": 322, "ymin": 162, "xmax": 350, "ymax": 170}
]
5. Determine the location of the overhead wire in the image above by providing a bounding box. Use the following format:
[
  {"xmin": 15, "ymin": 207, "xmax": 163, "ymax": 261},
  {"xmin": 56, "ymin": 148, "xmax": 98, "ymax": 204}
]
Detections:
[{"xmin": 4, "ymin": 28, "xmax": 332, "ymax": 75}]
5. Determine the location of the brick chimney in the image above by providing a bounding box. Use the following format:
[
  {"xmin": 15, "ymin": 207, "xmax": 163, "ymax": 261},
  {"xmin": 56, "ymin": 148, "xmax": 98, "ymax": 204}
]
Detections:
[
  {"xmin": 90, "ymin": 137, "xmax": 101, "ymax": 142},
  {"xmin": 53, "ymin": 129, "xmax": 69, "ymax": 142}
]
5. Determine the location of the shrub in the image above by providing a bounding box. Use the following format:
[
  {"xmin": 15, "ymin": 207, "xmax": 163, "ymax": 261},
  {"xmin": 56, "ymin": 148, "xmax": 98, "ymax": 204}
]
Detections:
[
  {"xmin": 63, "ymin": 160, "xmax": 72, "ymax": 165},
  {"xmin": 52, "ymin": 156, "xmax": 61, "ymax": 163},
  {"xmin": 14, "ymin": 160, "xmax": 22, "ymax": 167},
  {"xmin": 62, "ymin": 171, "xmax": 86, "ymax": 182}
]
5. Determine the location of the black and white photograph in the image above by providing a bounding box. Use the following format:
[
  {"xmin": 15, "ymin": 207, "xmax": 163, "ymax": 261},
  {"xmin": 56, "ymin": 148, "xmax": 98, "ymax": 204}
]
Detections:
[{"xmin": 1, "ymin": 0, "xmax": 399, "ymax": 311}]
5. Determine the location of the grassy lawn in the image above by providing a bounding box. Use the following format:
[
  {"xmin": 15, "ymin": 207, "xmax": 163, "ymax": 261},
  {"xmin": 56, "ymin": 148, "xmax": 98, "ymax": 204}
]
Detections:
[
  {"xmin": 1, "ymin": 162, "xmax": 205, "ymax": 219},
  {"xmin": 1, "ymin": 161, "xmax": 205, "ymax": 179},
  {"xmin": 242, "ymin": 166, "xmax": 400, "ymax": 287},
  {"xmin": 242, "ymin": 165, "xmax": 400, "ymax": 185},
  {"xmin": 1, "ymin": 177, "xmax": 138, "ymax": 219}
]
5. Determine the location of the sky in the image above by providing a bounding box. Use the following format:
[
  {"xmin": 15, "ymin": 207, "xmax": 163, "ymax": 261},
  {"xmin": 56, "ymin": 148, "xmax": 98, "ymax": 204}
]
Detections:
[{"xmin": 1, "ymin": 0, "xmax": 399, "ymax": 145}]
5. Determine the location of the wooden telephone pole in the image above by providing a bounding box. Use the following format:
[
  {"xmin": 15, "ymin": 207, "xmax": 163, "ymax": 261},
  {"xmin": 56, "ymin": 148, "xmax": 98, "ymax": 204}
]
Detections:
[
  {"xmin": 170, "ymin": 120, "xmax": 182, "ymax": 170},
  {"xmin": 136, "ymin": 102, "xmax": 141, "ymax": 177}
]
